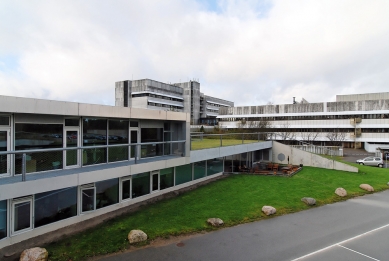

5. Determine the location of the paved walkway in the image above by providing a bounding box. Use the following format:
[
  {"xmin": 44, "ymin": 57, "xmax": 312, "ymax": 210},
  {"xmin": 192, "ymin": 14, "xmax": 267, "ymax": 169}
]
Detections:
[{"xmin": 97, "ymin": 190, "xmax": 389, "ymax": 261}]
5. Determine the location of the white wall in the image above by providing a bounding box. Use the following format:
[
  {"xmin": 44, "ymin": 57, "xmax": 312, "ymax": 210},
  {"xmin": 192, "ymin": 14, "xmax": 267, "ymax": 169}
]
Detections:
[{"xmin": 272, "ymin": 141, "xmax": 358, "ymax": 172}]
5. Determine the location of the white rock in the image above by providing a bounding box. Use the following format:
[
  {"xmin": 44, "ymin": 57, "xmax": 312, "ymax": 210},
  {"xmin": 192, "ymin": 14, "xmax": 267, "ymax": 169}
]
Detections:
[
  {"xmin": 262, "ymin": 206, "xmax": 276, "ymax": 216},
  {"xmin": 128, "ymin": 229, "xmax": 148, "ymax": 244},
  {"xmin": 301, "ymin": 197, "xmax": 316, "ymax": 206},
  {"xmin": 360, "ymin": 184, "xmax": 374, "ymax": 192},
  {"xmin": 335, "ymin": 188, "xmax": 347, "ymax": 197},
  {"xmin": 20, "ymin": 247, "xmax": 48, "ymax": 261},
  {"xmin": 207, "ymin": 218, "xmax": 224, "ymax": 227}
]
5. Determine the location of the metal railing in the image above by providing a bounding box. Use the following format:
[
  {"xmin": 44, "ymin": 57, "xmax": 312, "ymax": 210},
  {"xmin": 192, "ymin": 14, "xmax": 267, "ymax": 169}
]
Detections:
[{"xmin": 0, "ymin": 140, "xmax": 186, "ymax": 181}]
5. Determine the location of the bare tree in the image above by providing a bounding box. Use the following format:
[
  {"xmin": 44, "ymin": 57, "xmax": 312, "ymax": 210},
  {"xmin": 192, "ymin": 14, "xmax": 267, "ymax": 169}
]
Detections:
[
  {"xmin": 326, "ymin": 128, "xmax": 346, "ymax": 146},
  {"xmin": 276, "ymin": 122, "xmax": 296, "ymax": 143},
  {"xmin": 301, "ymin": 131, "xmax": 319, "ymax": 143}
]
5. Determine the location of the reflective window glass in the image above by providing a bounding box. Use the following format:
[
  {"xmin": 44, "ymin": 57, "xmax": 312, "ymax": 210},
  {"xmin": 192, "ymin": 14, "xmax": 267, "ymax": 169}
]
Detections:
[
  {"xmin": 15, "ymin": 124, "xmax": 63, "ymax": 174},
  {"xmin": 96, "ymin": 179, "xmax": 119, "ymax": 209},
  {"xmin": 132, "ymin": 172, "xmax": 150, "ymax": 198},
  {"xmin": 81, "ymin": 187, "xmax": 95, "ymax": 212},
  {"xmin": 0, "ymin": 116, "xmax": 9, "ymax": 126},
  {"xmin": 108, "ymin": 120, "xmax": 129, "ymax": 162},
  {"xmin": 65, "ymin": 119, "xmax": 79, "ymax": 126},
  {"xmin": 207, "ymin": 158, "xmax": 223, "ymax": 176},
  {"xmin": 175, "ymin": 164, "xmax": 192, "ymax": 185},
  {"xmin": 141, "ymin": 128, "xmax": 163, "ymax": 158},
  {"xmin": 13, "ymin": 200, "xmax": 31, "ymax": 232},
  {"xmin": 0, "ymin": 200, "xmax": 6, "ymax": 240},
  {"xmin": 160, "ymin": 167, "xmax": 174, "ymax": 190},
  {"xmin": 34, "ymin": 187, "xmax": 77, "ymax": 228},
  {"xmin": 83, "ymin": 118, "xmax": 107, "ymax": 165},
  {"xmin": 194, "ymin": 161, "xmax": 206, "ymax": 180},
  {"xmin": 122, "ymin": 179, "xmax": 131, "ymax": 200}
]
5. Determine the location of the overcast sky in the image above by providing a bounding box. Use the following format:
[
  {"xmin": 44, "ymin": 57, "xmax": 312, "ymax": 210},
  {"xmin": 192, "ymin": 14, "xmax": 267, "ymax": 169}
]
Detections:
[{"xmin": 1, "ymin": 0, "xmax": 389, "ymax": 106}]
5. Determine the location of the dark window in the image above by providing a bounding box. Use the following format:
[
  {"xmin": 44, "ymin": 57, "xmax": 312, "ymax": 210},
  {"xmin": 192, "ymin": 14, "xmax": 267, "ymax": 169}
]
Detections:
[
  {"xmin": 130, "ymin": 121, "xmax": 138, "ymax": 128},
  {"xmin": 194, "ymin": 161, "xmax": 206, "ymax": 180},
  {"xmin": 15, "ymin": 123, "xmax": 63, "ymax": 174},
  {"xmin": 207, "ymin": 158, "xmax": 223, "ymax": 175},
  {"xmin": 34, "ymin": 187, "xmax": 77, "ymax": 228},
  {"xmin": 83, "ymin": 118, "xmax": 107, "ymax": 165},
  {"xmin": 141, "ymin": 128, "xmax": 163, "ymax": 158},
  {"xmin": 0, "ymin": 116, "xmax": 9, "ymax": 126},
  {"xmin": 0, "ymin": 200, "xmax": 6, "ymax": 240},
  {"xmin": 65, "ymin": 119, "xmax": 79, "ymax": 126},
  {"xmin": 160, "ymin": 167, "xmax": 174, "ymax": 190},
  {"xmin": 96, "ymin": 179, "xmax": 119, "ymax": 209},
  {"xmin": 132, "ymin": 172, "xmax": 150, "ymax": 198},
  {"xmin": 108, "ymin": 120, "xmax": 129, "ymax": 162},
  {"xmin": 175, "ymin": 164, "xmax": 192, "ymax": 185}
]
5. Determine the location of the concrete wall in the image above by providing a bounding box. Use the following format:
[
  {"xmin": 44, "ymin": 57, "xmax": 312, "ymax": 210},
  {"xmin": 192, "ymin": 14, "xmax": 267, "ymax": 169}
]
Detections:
[
  {"xmin": 336, "ymin": 92, "xmax": 389, "ymax": 102},
  {"xmin": 272, "ymin": 141, "xmax": 358, "ymax": 172}
]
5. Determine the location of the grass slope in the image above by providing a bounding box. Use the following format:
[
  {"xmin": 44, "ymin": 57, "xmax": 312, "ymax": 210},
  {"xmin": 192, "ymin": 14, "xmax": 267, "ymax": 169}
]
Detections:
[{"xmin": 46, "ymin": 163, "xmax": 389, "ymax": 260}]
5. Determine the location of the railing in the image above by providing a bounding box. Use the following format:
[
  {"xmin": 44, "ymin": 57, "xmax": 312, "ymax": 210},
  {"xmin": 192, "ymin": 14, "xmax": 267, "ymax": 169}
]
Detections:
[
  {"xmin": 190, "ymin": 132, "xmax": 269, "ymax": 150},
  {"xmin": 0, "ymin": 140, "xmax": 186, "ymax": 180}
]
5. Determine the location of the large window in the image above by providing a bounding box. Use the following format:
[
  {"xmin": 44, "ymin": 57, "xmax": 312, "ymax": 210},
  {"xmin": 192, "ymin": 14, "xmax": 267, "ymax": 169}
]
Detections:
[
  {"xmin": 96, "ymin": 179, "xmax": 119, "ymax": 209},
  {"xmin": 34, "ymin": 187, "xmax": 77, "ymax": 228},
  {"xmin": 141, "ymin": 128, "xmax": 163, "ymax": 158},
  {"xmin": 207, "ymin": 158, "xmax": 223, "ymax": 176},
  {"xmin": 15, "ymin": 123, "xmax": 63, "ymax": 173},
  {"xmin": 83, "ymin": 118, "xmax": 107, "ymax": 165},
  {"xmin": 0, "ymin": 200, "xmax": 6, "ymax": 240},
  {"xmin": 175, "ymin": 164, "xmax": 192, "ymax": 185},
  {"xmin": 108, "ymin": 120, "xmax": 129, "ymax": 162},
  {"xmin": 194, "ymin": 161, "xmax": 206, "ymax": 180},
  {"xmin": 160, "ymin": 167, "xmax": 174, "ymax": 190},
  {"xmin": 132, "ymin": 172, "xmax": 150, "ymax": 198}
]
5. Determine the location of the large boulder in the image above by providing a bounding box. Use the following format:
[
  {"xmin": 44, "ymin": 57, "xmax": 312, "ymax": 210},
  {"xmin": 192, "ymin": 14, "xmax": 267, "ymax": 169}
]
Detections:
[
  {"xmin": 262, "ymin": 206, "xmax": 276, "ymax": 216},
  {"xmin": 20, "ymin": 247, "xmax": 48, "ymax": 261},
  {"xmin": 301, "ymin": 197, "xmax": 316, "ymax": 206},
  {"xmin": 207, "ymin": 218, "xmax": 224, "ymax": 227},
  {"xmin": 360, "ymin": 184, "xmax": 374, "ymax": 192},
  {"xmin": 335, "ymin": 188, "xmax": 347, "ymax": 197},
  {"xmin": 128, "ymin": 230, "xmax": 148, "ymax": 244}
]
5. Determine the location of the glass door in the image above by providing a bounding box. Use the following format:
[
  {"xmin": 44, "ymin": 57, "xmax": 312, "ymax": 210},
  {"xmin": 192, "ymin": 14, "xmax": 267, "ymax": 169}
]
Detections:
[
  {"xmin": 11, "ymin": 197, "xmax": 33, "ymax": 235},
  {"xmin": 64, "ymin": 129, "xmax": 80, "ymax": 168},
  {"xmin": 0, "ymin": 129, "xmax": 10, "ymax": 176}
]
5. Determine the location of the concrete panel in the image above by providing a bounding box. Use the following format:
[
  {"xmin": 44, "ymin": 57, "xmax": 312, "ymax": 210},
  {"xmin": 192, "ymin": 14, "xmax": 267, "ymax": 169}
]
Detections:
[
  {"xmin": 130, "ymin": 107, "xmax": 167, "ymax": 120},
  {"xmin": 272, "ymin": 141, "xmax": 358, "ymax": 172},
  {"xmin": 0, "ymin": 95, "xmax": 79, "ymax": 115},
  {"xmin": 0, "ymin": 174, "xmax": 79, "ymax": 200},
  {"xmin": 78, "ymin": 165, "xmax": 131, "ymax": 185},
  {"xmin": 78, "ymin": 103, "xmax": 131, "ymax": 118},
  {"xmin": 166, "ymin": 111, "xmax": 187, "ymax": 122}
]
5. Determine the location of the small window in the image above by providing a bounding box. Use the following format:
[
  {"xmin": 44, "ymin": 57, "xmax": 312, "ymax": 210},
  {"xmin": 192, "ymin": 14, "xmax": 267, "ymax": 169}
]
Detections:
[
  {"xmin": 0, "ymin": 116, "xmax": 10, "ymax": 126},
  {"xmin": 81, "ymin": 185, "xmax": 95, "ymax": 213},
  {"xmin": 130, "ymin": 121, "xmax": 138, "ymax": 128},
  {"xmin": 65, "ymin": 119, "xmax": 80, "ymax": 126}
]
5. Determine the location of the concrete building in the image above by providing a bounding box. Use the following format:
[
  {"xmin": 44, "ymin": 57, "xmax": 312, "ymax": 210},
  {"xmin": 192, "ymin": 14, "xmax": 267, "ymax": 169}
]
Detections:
[
  {"xmin": 217, "ymin": 92, "xmax": 389, "ymax": 152},
  {"xmin": 115, "ymin": 79, "xmax": 234, "ymax": 125},
  {"xmin": 0, "ymin": 94, "xmax": 266, "ymax": 252}
]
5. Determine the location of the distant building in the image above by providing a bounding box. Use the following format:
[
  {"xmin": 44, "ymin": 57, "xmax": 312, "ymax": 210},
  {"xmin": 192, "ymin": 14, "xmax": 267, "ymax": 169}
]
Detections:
[
  {"xmin": 115, "ymin": 79, "xmax": 234, "ymax": 125},
  {"xmin": 217, "ymin": 92, "xmax": 389, "ymax": 152}
]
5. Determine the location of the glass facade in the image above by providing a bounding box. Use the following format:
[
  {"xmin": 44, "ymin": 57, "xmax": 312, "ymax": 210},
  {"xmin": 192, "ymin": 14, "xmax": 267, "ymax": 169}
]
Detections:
[
  {"xmin": 132, "ymin": 172, "xmax": 150, "ymax": 198},
  {"xmin": 175, "ymin": 164, "xmax": 192, "ymax": 185},
  {"xmin": 34, "ymin": 187, "xmax": 77, "ymax": 228},
  {"xmin": 96, "ymin": 179, "xmax": 119, "ymax": 209},
  {"xmin": 108, "ymin": 120, "xmax": 129, "ymax": 162},
  {"xmin": 0, "ymin": 200, "xmax": 6, "ymax": 240},
  {"xmin": 207, "ymin": 158, "xmax": 223, "ymax": 176},
  {"xmin": 194, "ymin": 161, "xmax": 206, "ymax": 180},
  {"xmin": 160, "ymin": 167, "xmax": 174, "ymax": 190},
  {"xmin": 83, "ymin": 118, "xmax": 107, "ymax": 166},
  {"xmin": 13, "ymin": 200, "xmax": 31, "ymax": 232},
  {"xmin": 0, "ymin": 116, "xmax": 9, "ymax": 126},
  {"xmin": 15, "ymin": 123, "xmax": 63, "ymax": 173},
  {"xmin": 122, "ymin": 179, "xmax": 131, "ymax": 200},
  {"xmin": 81, "ymin": 187, "xmax": 95, "ymax": 212},
  {"xmin": 141, "ymin": 128, "xmax": 163, "ymax": 158},
  {"xmin": 0, "ymin": 131, "xmax": 7, "ymax": 174}
]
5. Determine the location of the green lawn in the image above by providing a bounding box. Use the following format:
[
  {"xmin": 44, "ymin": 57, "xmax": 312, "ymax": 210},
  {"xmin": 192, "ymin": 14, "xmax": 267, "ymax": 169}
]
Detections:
[
  {"xmin": 46, "ymin": 163, "xmax": 389, "ymax": 261},
  {"xmin": 191, "ymin": 138, "xmax": 260, "ymax": 150}
]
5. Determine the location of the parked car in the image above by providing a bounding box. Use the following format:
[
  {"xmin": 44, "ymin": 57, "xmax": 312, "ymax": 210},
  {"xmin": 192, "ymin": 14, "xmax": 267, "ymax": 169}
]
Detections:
[{"xmin": 356, "ymin": 157, "xmax": 383, "ymax": 167}]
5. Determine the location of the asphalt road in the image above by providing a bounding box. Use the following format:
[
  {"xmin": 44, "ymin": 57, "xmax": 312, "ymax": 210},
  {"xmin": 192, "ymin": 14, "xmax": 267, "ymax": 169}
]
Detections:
[{"xmin": 97, "ymin": 189, "xmax": 389, "ymax": 261}]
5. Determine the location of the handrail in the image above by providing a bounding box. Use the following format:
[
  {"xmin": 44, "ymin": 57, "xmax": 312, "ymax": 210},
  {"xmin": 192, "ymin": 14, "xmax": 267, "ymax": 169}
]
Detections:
[{"xmin": 0, "ymin": 140, "xmax": 186, "ymax": 156}]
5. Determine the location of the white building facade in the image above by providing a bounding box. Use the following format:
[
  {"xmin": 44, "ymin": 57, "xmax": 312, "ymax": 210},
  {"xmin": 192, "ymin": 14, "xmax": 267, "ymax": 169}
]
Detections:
[{"xmin": 217, "ymin": 93, "xmax": 389, "ymax": 152}]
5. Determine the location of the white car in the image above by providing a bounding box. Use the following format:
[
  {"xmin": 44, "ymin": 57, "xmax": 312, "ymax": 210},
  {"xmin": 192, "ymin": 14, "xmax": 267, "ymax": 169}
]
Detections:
[{"xmin": 356, "ymin": 157, "xmax": 383, "ymax": 167}]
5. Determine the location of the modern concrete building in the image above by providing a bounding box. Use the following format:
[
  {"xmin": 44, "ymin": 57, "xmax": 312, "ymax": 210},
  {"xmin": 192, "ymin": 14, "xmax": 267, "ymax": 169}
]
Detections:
[
  {"xmin": 0, "ymin": 94, "xmax": 266, "ymax": 252},
  {"xmin": 115, "ymin": 79, "xmax": 234, "ymax": 125},
  {"xmin": 217, "ymin": 92, "xmax": 389, "ymax": 152}
]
